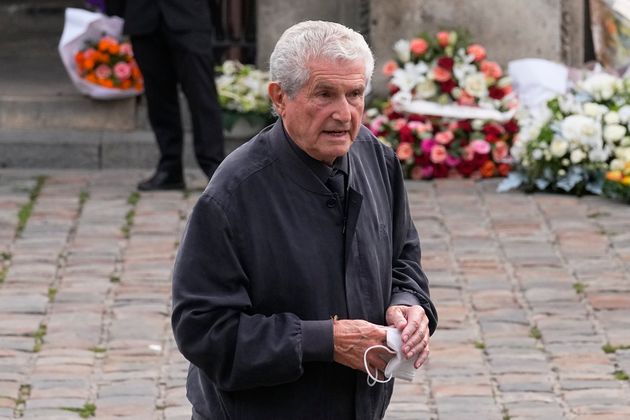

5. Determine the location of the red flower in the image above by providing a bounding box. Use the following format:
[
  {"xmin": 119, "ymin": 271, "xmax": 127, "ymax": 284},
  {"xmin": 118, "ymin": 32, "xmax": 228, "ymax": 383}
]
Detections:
[
  {"xmin": 480, "ymin": 161, "xmax": 497, "ymax": 178},
  {"xmin": 488, "ymin": 86, "xmax": 506, "ymax": 100},
  {"xmin": 437, "ymin": 57, "xmax": 454, "ymax": 71},
  {"xmin": 399, "ymin": 125, "xmax": 415, "ymax": 143},
  {"xmin": 456, "ymin": 160, "xmax": 478, "ymax": 177},
  {"xmin": 497, "ymin": 163, "xmax": 511, "ymax": 177},
  {"xmin": 433, "ymin": 164, "xmax": 450, "ymax": 178},
  {"xmin": 482, "ymin": 122, "xmax": 505, "ymax": 137},
  {"xmin": 457, "ymin": 120, "xmax": 473, "ymax": 132},
  {"xmin": 504, "ymin": 119, "xmax": 519, "ymax": 134},
  {"xmin": 439, "ymin": 79, "xmax": 457, "ymax": 94},
  {"xmin": 388, "ymin": 84, "xmax": 400, "ymax": 95},
  {"xmin": 408, "ymin": 114, "xmax": 428, "ymax": 123}
]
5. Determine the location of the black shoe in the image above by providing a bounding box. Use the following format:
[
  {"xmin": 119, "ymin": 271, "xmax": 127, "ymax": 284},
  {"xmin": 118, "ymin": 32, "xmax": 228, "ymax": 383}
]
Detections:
[{"xmin": 137, "ymin": 170, "xmax": 185, "ymax": 191}]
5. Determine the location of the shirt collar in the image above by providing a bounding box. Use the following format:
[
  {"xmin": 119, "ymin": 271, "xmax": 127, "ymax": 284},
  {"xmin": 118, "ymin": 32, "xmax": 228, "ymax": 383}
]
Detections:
[{"xmin": 282, "ymin": 124, "xmax": 349, "ymax": 184}]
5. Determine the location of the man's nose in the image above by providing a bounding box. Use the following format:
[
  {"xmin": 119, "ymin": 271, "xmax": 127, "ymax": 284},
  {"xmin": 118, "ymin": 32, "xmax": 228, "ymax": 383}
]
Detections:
[{"xmin": 332, "ymin": 97, "xmax": 352, "ymax": 122}]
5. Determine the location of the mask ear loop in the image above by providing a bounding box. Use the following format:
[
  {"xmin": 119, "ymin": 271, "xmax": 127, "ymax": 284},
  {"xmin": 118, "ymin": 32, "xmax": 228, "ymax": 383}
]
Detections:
[{"xmin": 363, "ymin": 345, "xmax": 397, "ymax": 386}]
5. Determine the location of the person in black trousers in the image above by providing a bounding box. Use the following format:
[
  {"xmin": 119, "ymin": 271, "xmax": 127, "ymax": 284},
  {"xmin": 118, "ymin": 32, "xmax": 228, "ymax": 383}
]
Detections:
[{"xmin": 107, "ymin": 0, "xmax": 225, "ymax": 190}]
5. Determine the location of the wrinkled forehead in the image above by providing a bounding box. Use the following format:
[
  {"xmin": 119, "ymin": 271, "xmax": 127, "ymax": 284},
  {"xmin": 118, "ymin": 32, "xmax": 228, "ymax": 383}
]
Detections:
[{"xmin": 305, "ymin": 57, "xmax": 368, "ymax": 85}]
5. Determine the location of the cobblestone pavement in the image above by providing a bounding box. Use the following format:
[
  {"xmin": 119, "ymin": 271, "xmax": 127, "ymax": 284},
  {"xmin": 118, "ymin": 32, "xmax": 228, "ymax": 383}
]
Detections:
[{"xmin": 0, "ymin": 169, "xmax": 629, "ymax": 420}]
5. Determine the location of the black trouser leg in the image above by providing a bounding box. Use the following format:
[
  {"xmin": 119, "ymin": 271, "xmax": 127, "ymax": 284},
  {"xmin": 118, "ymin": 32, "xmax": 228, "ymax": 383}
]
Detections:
[
  {"xmin": 173, "ymin": 32, "xmax": 225, "ymax": 177},
  {"xmin": 131, "ymin": 31, "xmax": 184, "ymax": 175}
]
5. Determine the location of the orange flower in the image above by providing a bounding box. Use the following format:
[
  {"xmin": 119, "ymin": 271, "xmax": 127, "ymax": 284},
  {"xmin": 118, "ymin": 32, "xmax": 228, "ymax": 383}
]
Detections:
[
  {"xmin": 382, "ymin": 60, "xmax": 399, "ymax": 76},
  {"xmin": 410, "ymin": 38, "xmax": 428, "ymax": 55},
  {"xmin": 480, "ymin": 161, "xmax": 496, "ymax": 178},
  {"xmin": 83, "ymin": 58, "xmax": 95, "ymax": 71},
  {"xmin": 606, "ymin": 170, "xmax": 623, "ymax": 182}
]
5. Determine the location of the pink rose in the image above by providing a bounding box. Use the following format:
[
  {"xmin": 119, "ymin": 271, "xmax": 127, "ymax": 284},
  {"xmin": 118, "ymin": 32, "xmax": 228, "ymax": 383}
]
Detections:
[
  {"xmin": 430, "ymin": 144, "xmax": 448, "ymax": 164},
  {"xmin": 119, "ymin": 42, "xmax": 133, "ymax": 57},
  {"xmin": 421, "ymin": 139, "xmax": 436, "ymax": 154},
  {"xmin": 95, "ymin": 64, "xmax": 112, "ymax": 80},
  {"xmin": 392, "ymin": 118, "xmax": 407, "ymax": 131},
  {"xmin": 396, "ymin": 143, "xmax": 414, "ymax": 161},
  {"xmin": 408, "ymin": 121, "xmax": 431, "ymax": 134},
  {"xmin": 420, "ymin": 165, "xmax": 434, "ymax": 179},
  {"xmin": 114, "ymin": 62, "xmax": 131, "ymax": 80},
  {"xmin": 369, "ymin": 115, "xmax": 387, "ymax": 135},
  {"xmin": 410, "ymin": 38, "xmax": 429, "ymax": 55},
  {"xmin": 492, "ymin": 140, "xmax": 509, "ymax": 162},
  {"xmin": 470, "ymin": 139, "xmax": 491, "ymax": 155},
  {"xmin": 458, "ymin": 92, "xmax": 476, "ymax": 106},
  {"xmin": 462, "ymin": 145, "xmax": 475, "ymax": 161},
  {"xmin": 433, "ymin": 66, "xmax": 451, "ymax": 82},
  {"xmin": 382, "ymin": 60, "xmax": 398, "ymax": 76},
  {"xmin": 436, "ymin": 31, "xmax": 450, "ymax": 47},
  {"xmin": 480, "ymin": 60, "xmax": 502, "ymax": 79},
  {"xmin": 435, "ymin": 130, "xmax": 454, "ymax": 145},
  {"xmin": 410, "ymin": 165, "xmax": 424, "ymax": 180},
  {"xmin": 445, "ymin": 154, "xmax": 461, "ymax": 167},
  {"xmin": 467, "ymin": 44, "xmax": 486, "ymax": 61}
]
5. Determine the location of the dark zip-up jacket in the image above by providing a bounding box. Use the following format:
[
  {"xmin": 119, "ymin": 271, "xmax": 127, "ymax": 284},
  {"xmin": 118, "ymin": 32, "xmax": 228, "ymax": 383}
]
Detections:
[{"xmin": 172, "ymin": 120, "xmax": 438, "ymax": 419}]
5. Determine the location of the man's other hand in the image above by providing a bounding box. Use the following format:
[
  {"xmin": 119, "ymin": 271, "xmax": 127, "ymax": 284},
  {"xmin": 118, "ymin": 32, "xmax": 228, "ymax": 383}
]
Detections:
[{"xmin": 386, "ymin": 305, "xmax": 430, "ymax": 368}]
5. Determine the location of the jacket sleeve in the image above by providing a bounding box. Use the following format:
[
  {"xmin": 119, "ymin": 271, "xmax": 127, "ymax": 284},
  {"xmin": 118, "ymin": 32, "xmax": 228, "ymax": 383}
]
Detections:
[
  {"xmin": 171, "ymin": 194, "xmax": 333, "ymax": 392},
  {"xmin": 387, "ymin": 152, "xmax": 438, "ymax": 335}
]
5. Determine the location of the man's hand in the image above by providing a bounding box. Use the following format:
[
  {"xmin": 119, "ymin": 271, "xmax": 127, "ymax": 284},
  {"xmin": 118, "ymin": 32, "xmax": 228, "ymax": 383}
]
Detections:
[
  {"xmin": 386, "ymin": 305, "xmax": 430, "ymax": 368},
  {"xmin": 332, "ymin": 319, "xmax": 394, "ymax": 379}
]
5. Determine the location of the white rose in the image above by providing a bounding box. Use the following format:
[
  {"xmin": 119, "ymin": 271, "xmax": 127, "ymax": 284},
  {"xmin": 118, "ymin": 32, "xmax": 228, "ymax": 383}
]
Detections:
[
  {"xmin": 610, "ymin": 159, "xmax": 625, "ymax": 171},
  {"xmin": 414, "ymin": 78, "xmax": 437, "ymax": 99},
  {"xmin": 582, "ymin": 102, "xmax": 608, "ymax": 119},
  {"xmin": 604, "ymin": 111, "xmax": 620, "ymax": 124},
  {"xmin": 622, "ymin": 136, "xmax": 630, "ymax": 147},
  {"xmin": 580, "ymin": 72, "xmax": 619, "ymax": 100},
  {"xmin": 561, "ymin": 114, "xmax": 602, "ymax": 148},
  {"xmin": 532, "ymin": 149, "xmax": 544, "ymax": 160},
  {"xmin": 472, "ymin": 119, "xmax": 484, "ymax": 131},
  {"xmin": 463, "ymin": 73, "xmax": 488, "ymax": 98},
  {"xmin": 550, "ymin": 137, "xmax": 569, "ymax": 157},
  {"xmin": 589, "ymin": 147, "xmax": 609, "ymax": 162},
  {"xmin": 618, "ymin": 105, "xmax": 630, "ymax": 123},
  {"xmin": 393, "ymin": 39, "xmax": 411, "ymax": 63},
  {"xmin": 561, "ymin": 158, "xmax": 570, "ymax": 166},
  {"xmin": 603, "ymin": 124, "xmax": 626, "ymax": 142},
  {"xmin": 558, "ymin": 169, "xmax": 566, "ymax": 176},
  {"xmin": 570, "ymin": 149, "xmax": 586, "ymax": 164}
]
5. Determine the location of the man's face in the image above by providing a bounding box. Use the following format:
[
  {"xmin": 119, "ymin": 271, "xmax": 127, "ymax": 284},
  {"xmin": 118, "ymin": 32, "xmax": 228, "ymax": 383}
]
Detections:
[{"xmin": 269, "ymin": 58, "xmax": 366, "ymax": 165}]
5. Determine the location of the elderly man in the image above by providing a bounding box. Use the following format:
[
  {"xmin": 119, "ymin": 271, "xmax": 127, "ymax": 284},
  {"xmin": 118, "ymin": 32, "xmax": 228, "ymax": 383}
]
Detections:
[{"xmin": 172, "ymin": 20, "xmax": 438, "ymax": 420}]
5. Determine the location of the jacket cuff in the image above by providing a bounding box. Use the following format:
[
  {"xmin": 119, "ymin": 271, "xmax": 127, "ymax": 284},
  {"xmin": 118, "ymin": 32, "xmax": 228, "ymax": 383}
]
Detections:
[
  {"xmin": 390, "ymin": 291, "xmax": 421, "ymax": 307},
  {"xmin": 301, "ymin": 319, "xmax": 334, "ymax": 362}
]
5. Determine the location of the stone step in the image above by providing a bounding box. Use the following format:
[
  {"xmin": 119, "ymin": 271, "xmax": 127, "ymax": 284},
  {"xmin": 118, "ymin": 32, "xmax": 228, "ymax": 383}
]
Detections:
[{"xmin": 0, "ymin": 127, "xmax": 248, "ymax": 169}]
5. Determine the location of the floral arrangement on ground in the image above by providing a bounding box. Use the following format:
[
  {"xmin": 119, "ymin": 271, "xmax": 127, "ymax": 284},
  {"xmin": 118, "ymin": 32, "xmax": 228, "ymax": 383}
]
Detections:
[
  {"xmin": 74, "ymin": 34, "xmax": 143, "ymax": 91},
  {"xmin": 499, "ymin": 69, "xmax": 630, "ymax": 203},
  {"xmin": 364, "ymin": 30, "xmax": 519, "ymax": 180},
  {"xmin": 215, "ymin": 60, "xmax": 275, "ymax": 131}
]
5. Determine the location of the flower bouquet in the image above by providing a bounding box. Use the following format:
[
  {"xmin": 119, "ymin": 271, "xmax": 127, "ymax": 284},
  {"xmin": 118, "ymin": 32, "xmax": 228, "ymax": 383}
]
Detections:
[
  {"xmin": 365, "ymin": 30, "xmax": 519, "ymax": 179},
  {"xmin": 75, "ymin": 36, "xmax": 143, "ymax": 92},
  {"xmin": 59, "ymin": 8, "xmax": 143, "ymax": 99},
  {"xmin": 215, "ymin": 60, "xmax": 274, "ymax": 132},
  {"xmin": 499, "ymin": 70, "xmax": 630, "ymax": 198}
]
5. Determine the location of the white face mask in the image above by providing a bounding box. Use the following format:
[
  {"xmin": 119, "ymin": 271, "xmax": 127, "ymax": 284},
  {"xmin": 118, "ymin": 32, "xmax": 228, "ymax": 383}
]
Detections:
[{"xmin": 363, "ymin": 327, "xmax": 417, "ymax": 386}]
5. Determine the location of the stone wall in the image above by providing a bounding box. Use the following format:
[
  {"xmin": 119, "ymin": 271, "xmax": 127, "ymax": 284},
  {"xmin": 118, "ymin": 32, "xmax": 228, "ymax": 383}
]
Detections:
[{"xmin": 257, "ymin": 0, "xmax": 587, "ymax": 97}]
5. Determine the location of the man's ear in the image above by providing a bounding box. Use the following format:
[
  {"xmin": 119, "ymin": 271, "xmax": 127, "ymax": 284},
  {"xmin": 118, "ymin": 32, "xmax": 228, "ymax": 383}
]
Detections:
[{"xmin": 268, "ymin": 82, "xmax": 286, "ymax": 117}]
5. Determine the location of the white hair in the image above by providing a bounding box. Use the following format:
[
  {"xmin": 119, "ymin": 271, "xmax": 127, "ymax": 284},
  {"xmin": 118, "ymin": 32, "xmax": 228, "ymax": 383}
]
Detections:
[{"xmin": 269, "ymin": 20, "xmax": 374, "ymax": 98}]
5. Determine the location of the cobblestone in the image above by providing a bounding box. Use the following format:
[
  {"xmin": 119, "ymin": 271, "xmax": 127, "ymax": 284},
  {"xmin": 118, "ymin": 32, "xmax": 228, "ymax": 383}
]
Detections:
[{"xmin": 0, "ymin": 172, "xmax": 629, "ymax": 419}]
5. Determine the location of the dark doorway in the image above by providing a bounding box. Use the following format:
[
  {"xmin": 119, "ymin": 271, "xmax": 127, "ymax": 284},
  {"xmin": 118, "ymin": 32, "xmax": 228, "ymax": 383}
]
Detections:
[{"xmin": 210, "ymin": 0, "xmax": 256, "ymax": 65}]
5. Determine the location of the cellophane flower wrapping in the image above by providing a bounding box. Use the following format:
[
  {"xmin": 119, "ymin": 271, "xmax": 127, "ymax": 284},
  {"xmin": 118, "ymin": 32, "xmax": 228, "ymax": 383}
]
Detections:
[{"xmin": 59, "ymin": 8, "xmax": 144, "ymax": 100}]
